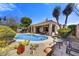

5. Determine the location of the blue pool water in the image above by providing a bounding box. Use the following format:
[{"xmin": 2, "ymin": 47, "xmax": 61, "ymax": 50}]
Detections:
[{"xmin": 15, "ymin": 34, "xmax": 48, "ymax": 41}]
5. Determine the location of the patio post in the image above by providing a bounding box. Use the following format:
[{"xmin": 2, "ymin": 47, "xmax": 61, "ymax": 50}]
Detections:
[
  {"xmin": 49, "ymin": 23, "xmax": 52, "ymax": 36},
  {"xmin": 39, "ymin": 26, "xmax": 44, "ymax": 33},
  {"xmin": 31, "ymin": 26, "xmax": 32, "ymax": 33},
  {"xmin": 55, "ymin": 25, "xmax": 58, "ymax": 34},
  {"xmin": 33, "ymin": 26, "xmax": 36, "ymax": 33}
]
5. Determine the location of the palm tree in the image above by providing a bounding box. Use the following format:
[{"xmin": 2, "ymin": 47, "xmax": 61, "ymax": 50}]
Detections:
[
  {"xmin": 52, "ymin": 6, "xmax": 61, "ymax": 28},
  {"xmin": 63, "ymin": 3, "xmax": 75, "ymax": 27}
]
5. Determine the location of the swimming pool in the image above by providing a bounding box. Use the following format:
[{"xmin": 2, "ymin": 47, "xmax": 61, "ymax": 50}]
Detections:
[{"xmin": 15, "ymin": 33, "xmax": 48, "ymax": 41}]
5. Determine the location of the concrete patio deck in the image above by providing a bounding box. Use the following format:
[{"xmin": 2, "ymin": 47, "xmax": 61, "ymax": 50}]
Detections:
[
  {"xmin": 6, "ymin": 41, "xmax": 54, "ymax": 56},
  {"xmin": 1, "ymin": 38, "xmax": 79, "ymax": 56},
  {"xmin": 53, "ymin": 41, "xmax": 79, "ymax": 56}
]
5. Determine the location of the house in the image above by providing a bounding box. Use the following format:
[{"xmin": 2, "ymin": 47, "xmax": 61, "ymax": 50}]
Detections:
[{"xmin": 27, "ymin": 19, "xmax": 60, "ymax": 36}]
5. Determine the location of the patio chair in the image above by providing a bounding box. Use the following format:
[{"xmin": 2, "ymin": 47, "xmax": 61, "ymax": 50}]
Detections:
[
  {"xmin": 66, "ymin": 41, "xmax": 79, "ymax": 55},
  {"xmin": 66, "ymin": 44, "xmax": 72, "ymax": 55}
]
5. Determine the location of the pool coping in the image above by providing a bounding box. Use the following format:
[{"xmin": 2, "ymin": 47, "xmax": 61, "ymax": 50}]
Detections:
[{"xmin": 14, "ymin": 33, "xmax": 54, "ymax": 44}]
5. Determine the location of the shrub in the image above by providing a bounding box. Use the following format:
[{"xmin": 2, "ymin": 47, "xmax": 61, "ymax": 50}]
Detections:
[
  {"xmin": 68, "ymin": 25, "xmax": 76, "ymax": 36},
  {"xmin": 0, "ymin": 25, "xmax": 16, "ymax": 47},
  {"xmin": 0, "ymin": 25, "xmax": 16, "ymax": 39},
  {"xmin": 10, "ymin": 25, "xmax": 17, "ymax": 32},
  {"xmin": 20, "ymin": 40, "xmax": 30, "ymax": 46},
  {"xmin": 58, "ymin": 28, "xmax": 71, "ymax": 38}
]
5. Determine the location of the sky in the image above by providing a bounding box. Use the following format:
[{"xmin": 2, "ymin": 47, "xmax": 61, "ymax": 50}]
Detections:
[{"xmin": 0, "ymin": 3, "xmax": 79, "ymax": 25}]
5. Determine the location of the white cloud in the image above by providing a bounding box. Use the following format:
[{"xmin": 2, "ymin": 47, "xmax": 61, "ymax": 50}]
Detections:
[{"xmin": 0, "ymin": 3, "xmax": 16, "ymax": 11}]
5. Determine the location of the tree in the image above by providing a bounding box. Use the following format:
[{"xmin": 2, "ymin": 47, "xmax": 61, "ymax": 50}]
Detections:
[
  {"xmin": 52, "ymin": 6, "xmax": 61, "ymax": 28},
  {"xmin": 63, "ymin": 3, "xmax": 75, "ymax": 27},
  {"xmin": 68, "ymin": 25, "xmax": 76, "ymax": 36},
  {"xmin": 7, "ymin": 19, "xmax": 16, "ymax": 26},
  {"xmin": 4, "ymin": 17, "xmax": 17, "ymax": 31},
  {"xmin": 21, "ymin": 17, "xmax": 32, "ymax": 27}
]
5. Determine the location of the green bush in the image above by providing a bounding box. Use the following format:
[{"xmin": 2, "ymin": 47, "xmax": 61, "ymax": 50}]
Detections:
[
  {"xmin": 58, "ymin": 28, "xmax": 71, "ymax": 38},
  {"xmin": 10, "ymin": 25, "xmax": 17, "ymax": 31},
  {"xmin": 0, "ymin": 25, "xmax": 16, "ymax": 39},
  {"xmin": 68, "ymin": 25, "xmax": 76, "ymax": 36}
]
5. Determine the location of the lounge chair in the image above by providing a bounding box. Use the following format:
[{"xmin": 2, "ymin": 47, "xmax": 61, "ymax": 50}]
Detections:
[{"xmin": 44, "ymin": 45, "xmax": 55, "ymax": 56}]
